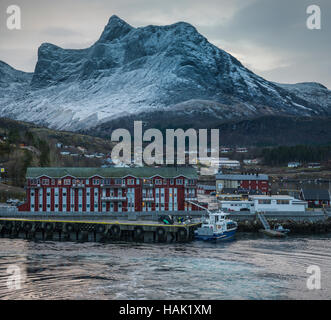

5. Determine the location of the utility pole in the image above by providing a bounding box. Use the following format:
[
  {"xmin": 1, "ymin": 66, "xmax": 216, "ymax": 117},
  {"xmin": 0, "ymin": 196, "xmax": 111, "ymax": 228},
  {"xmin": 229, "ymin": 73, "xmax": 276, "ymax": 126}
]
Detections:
[{"xmin": 329, "ymin": 180, "xmax": 331, "ymax": 207}]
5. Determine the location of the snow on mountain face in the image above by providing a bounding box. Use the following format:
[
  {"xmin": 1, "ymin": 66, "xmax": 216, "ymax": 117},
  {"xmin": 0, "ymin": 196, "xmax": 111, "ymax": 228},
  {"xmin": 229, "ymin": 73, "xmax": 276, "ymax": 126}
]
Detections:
[
  {"xmin": 0, "ymin": 61, "xmax": 32, "ymax": 98},
  {"xmin": 0, "ymin": 61, "xmax": 33, "ymax": 116},
  {"xmin": 0, "ymin": 15, "xmax": 330, "ymax": 131},
  {"xmin": 275, "ymin": 82, "xmax": 331, "ymax": 112},
  {"xmin": 0, "ymin": 61, "xmax": 32, "ymax": 86}
]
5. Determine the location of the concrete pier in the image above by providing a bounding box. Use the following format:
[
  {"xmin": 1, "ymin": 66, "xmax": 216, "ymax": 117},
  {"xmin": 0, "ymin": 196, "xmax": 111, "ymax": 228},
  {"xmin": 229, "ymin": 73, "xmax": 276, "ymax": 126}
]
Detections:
[
  {"xmin": 0, "ymin": 217, "xmax": 201, "ymax": 243},
  {"xmin": 0, "ymin": 206, "xmax": 330, "ymax": 242}
]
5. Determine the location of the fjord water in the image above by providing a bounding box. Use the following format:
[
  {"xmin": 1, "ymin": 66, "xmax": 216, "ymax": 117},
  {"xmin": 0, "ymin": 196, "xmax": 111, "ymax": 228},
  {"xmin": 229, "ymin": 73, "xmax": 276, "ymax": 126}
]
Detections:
[{"xmin": 0, "ymin": 234, "xmax": 330, "ymax": 300}]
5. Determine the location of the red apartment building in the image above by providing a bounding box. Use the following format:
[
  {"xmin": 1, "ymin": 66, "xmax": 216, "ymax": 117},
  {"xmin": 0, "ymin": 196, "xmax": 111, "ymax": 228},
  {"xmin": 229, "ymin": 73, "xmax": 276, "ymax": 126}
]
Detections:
[
  {"xmin": 18, "ymin": 167, "xmax": 201, "ymax": 213},
  {"xmin": 216, "ymin": 173, "xmax": 270, "ymax": 194}
]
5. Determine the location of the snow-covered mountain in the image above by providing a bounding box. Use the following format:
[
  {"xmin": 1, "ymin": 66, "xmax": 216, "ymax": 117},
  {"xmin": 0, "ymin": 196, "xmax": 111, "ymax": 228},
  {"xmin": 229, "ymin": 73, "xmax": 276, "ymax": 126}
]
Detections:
[
  {"xmin": 0, "ymin": 61, "xmax": 33, "ymax": 102},
  {"xmin": 276, "ymin": 82, "xmax": 331, "ymax": 111},
  {"xmin": 0, "ymin": 15, "xmax": 330, "ymax": 131}
]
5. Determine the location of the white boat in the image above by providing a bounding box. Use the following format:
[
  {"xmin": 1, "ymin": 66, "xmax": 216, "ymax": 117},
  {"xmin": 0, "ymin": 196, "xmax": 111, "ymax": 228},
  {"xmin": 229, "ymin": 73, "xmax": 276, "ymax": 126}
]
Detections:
[
  {"xmin": 194, "ymin": 211, "xmax": 238, "ymax": 241},
  {"xmin": 273, "ymin": 224, "xmax": 290, "ymax": 234}
]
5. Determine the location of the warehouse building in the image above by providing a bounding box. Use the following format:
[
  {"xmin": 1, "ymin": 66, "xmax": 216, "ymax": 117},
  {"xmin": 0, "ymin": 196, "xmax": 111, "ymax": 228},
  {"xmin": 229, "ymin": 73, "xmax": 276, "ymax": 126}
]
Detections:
[{"xmin": 300, "ymin": 189, "xmax": 331, "ymax": 208}]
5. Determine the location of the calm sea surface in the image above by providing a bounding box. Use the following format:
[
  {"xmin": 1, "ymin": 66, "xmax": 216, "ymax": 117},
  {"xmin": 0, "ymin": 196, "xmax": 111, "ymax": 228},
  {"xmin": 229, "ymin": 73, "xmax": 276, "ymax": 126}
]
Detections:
[{"xmin": 0, "ymin": 234, "xmax": 330, "ymax": 300}]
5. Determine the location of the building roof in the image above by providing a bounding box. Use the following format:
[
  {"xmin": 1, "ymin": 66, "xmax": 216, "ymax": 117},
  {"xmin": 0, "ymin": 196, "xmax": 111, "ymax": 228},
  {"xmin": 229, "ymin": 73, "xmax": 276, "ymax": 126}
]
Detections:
[
  {"xmin": 300, "ymin": 189, "xmax": 330, "ymax": 201},
  {"xmin": 238, "ymin": 189, "xmax": 264, "ymax": 195},
  {"xmin": 219, "ymin": 188, "xmax": 263, "ymax": 195},
  {"xmin": 250, "ymin": 195, "xmax": 294, "ymax": 200},
  {"xmin": 220, "ymin": 188, "xmax": 238, "ymax": 194},
  {"xmin": 197, "ymin": 184, "xmax": 216, "ymax": 190},
  {"xmin": 26, "ymin": 167, "xmax": 198, "ymax": 179},
  {"xmin": 215, "ymin": 173, "xmax": 269, "ymax": 181}
]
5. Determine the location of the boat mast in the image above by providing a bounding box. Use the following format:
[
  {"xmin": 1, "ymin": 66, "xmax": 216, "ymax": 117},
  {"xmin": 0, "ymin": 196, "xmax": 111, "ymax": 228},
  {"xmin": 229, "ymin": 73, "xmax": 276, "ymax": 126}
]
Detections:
[{"xmin": 186, "ymin": 200, "xmax": 212, "ymax": 216}]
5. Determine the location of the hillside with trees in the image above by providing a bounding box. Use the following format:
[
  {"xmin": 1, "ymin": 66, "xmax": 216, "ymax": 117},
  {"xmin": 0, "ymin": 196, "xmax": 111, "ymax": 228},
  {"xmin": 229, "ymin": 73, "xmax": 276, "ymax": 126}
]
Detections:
[
  {"xmin": 262, "ymin": 145, "xmax": 331, "ymax": 166},
  {"xmin": 0, "ymin": 118, "xmax": 114, "ymax": 191}
]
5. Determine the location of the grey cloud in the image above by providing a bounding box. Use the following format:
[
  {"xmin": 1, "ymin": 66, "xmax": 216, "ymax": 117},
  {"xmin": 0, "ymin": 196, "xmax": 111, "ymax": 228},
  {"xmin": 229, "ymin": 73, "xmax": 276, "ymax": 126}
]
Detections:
[
  {"xmin": 41, "ymin": 27, "xmax": 84, "ymax": 38},
  {"xmin": 198, "ymin": 0, "xmax": 330, "ymax": 87}
]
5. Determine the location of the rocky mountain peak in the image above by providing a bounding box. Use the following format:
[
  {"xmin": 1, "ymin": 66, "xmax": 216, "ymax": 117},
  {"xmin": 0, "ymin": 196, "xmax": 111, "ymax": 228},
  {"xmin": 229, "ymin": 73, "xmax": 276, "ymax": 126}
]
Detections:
[
  {"xmin": 98, "ymin": 15, "xmax": 134, "ymax": 43},
  {"xmin": 0, "ymin": 60, "xmax": 32, "ymax": 86}
]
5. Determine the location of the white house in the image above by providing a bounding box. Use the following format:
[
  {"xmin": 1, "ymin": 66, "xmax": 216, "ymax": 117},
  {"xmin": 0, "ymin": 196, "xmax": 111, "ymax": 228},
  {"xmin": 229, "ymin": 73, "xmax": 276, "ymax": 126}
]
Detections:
[
  {"xmin": 244, "ymin": 159, "xmax": 261, "ymax": 165},
  {"xmin": 220, "ymin": 200, "xmax": 253, "ymax": 212},
  {"xmin": 288, "ymin": 162, "xmax": 301, "ymax": 168},
  {"xmin": 56, "ymin": 142, "xmax": 63, "ymax": 149},
  {"xmin": 250, "ymin": 195, "xmax": 307, "ymax": 212},
  {"xmin": 308, "ymin": 162, "xmax": 321, "ymax": 169},
  {"xmin": 220, "ymin": 147, "xmax": 232, "ymax": 153},
  {"xmin": 219, "ymin": 195, "xmax": 307, "ymax": 213},
  {"xmin": 214, "ymin": 159, "xmax": 240, "ymax": 169}
]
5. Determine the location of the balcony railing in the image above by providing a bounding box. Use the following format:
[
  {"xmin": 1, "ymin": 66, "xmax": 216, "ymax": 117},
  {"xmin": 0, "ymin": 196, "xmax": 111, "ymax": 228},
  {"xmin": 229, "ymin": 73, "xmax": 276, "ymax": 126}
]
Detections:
[
  {"xmin": 72, "ymin": 183, "xmax": 85, "ymax": 188},
  {"xmin": 101, "ymin": 184, "xmax": 126, "ymax": 188},
  {"xmin": 101, "ymin": 196, "xmax": 126, "ymax": 201},
  {"xmin": 142, "ymin": 197, "xmax": 154, "ymax": 202},
  {"xmin": 143, "ymin": 183, "xmax": 154, "ymax": 188},
  {"xmin": 185, "ymin": 196, "xmax": 198, "ymax": 201}
]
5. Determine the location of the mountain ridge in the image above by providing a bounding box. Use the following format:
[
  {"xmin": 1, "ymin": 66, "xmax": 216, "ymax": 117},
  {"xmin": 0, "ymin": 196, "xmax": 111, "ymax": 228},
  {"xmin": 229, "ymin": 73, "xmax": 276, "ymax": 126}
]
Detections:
[{"xmin": 0, "ymin": 15, "xmax": 330, "ymax": 131}]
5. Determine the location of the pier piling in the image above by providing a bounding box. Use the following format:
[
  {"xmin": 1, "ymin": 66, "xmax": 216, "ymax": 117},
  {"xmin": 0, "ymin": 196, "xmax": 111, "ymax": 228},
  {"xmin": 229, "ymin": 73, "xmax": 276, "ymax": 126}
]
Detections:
[{"xmin": 0, "ymin": 217, "xmax": 200, "ymax": 243}]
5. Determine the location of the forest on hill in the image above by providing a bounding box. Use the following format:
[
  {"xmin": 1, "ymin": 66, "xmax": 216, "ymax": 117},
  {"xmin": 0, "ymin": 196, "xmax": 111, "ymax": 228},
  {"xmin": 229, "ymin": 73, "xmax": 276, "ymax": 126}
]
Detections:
[{"xmin": 0, "ymin": 118, "xmax": 113, "ymax": 188}]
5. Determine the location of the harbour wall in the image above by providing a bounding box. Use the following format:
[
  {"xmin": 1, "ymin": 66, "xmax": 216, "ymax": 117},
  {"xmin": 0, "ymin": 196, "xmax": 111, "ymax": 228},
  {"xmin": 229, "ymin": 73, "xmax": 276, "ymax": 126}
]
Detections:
[
  {"xmin": 230, "ymin": 213, "xmax": 331, "ymax": 234},
  {"xmin": 0, "ymin": 217, "xmax": 200, "ymax": 243},
  {"xmin": 0, "ymin": 207, "xmax": 330, "ymax": 236}
]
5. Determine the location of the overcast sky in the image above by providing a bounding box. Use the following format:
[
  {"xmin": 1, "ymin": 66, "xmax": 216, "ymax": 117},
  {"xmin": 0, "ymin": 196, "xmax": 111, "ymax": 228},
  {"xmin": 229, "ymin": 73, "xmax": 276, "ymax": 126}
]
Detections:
[{"xmin": 0, "ymin": 0, "xmax": 330, "ymax": 88}]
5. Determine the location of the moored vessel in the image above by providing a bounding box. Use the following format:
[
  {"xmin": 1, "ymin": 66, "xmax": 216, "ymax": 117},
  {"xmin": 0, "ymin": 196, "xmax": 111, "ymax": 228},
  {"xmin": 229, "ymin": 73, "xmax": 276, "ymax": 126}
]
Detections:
[{"xmin": 194, "ymin": 211, "xmax": 238, "ymax": 241}]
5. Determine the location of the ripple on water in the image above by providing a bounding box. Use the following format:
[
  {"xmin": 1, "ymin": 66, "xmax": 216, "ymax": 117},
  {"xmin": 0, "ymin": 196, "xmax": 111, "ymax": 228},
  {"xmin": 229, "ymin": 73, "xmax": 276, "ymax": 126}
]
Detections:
[{"xmin": 0, "ymin": 234, "xmax": 330, "ymax": 300}]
